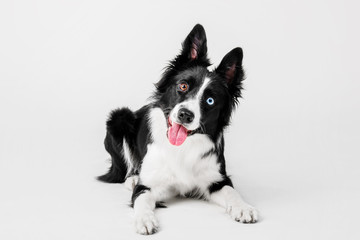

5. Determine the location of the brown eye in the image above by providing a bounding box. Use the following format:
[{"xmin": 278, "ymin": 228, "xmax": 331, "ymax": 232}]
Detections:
[{"xmin": 179, "ymin": 83, "xmax": 189, "ymax": 92}]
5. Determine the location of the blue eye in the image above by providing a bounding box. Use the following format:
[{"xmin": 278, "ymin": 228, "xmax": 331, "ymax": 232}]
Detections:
[{"xmin": 206, "ymin": 97, "xmax": 214, "ymax": 105}]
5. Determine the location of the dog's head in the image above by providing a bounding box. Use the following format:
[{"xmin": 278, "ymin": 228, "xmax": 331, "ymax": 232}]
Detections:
[{"xmin": 154, "ymin": 24, "xmax": 244, "ymax": 146}]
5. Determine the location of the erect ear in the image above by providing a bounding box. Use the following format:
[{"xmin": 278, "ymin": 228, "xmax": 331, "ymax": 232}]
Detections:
[
  {"xmin": 180, "ymin": 24, "xmax": 208, "ymax": 62},
  {"xmin": 155, "ymin": 24, "xmax": 209, "ymax": 94},
  {"xmin": 216, "ymin": 47, "xmax": 244, "ymax": 99}
]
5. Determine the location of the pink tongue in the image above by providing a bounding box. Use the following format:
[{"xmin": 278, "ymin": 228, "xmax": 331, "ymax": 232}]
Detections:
[{"xmin": 168, "ymin": 122, "xmax": 188, "ymax": 146}]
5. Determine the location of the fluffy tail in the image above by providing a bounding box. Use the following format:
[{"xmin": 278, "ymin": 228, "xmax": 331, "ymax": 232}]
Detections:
[{"xmin": 98, "ymin": 108, "xmax": 136, "ymax": 183}]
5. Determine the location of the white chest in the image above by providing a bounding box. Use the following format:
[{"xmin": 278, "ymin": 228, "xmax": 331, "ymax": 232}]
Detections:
[{"xmin": 139, "ymin": 108, "xmax": 223, "ymax": 196}]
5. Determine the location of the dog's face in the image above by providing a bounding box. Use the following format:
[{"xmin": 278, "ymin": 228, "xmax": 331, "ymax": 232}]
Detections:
[{"xmin": 154, "ymin": 25, "xmax": 244, "ymax": 146}]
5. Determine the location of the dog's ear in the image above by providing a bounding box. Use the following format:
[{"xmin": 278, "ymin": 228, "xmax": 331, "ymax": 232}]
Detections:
[
  {"xmin": 155, "ymin": 24, "xmax": 209, "ymax": 95},
  {"xmin": 181, "ymin": 24, "xmax": 208, "ymax": 61},
  {"xmin": 216, "ymin": 47, "xmax": 244, "ymax": 100},
  {"xmin": 169, "ymin": 24, "xmax": 209, "ymax": 68}
]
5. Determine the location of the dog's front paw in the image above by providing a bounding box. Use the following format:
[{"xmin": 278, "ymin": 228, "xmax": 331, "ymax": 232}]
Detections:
[
  {"xmin": 134, "ymin": 210, "xmax": 159, "ymax": 235},
  {"xmin": 226, "ymin": 204, "xmax": 258, "ymax": 223}
]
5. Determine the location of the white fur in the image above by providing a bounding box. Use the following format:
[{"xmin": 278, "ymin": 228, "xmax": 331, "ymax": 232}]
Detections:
[
  {"xmin": 133, "ymin": 107, "xmax": 223, "ymax": 233},
  {"xmin": 210, "ymin": 185, "xmax": 258, "ymax": 223},
  {"xmin": 141, "ymin": 107, "xmax": 222, "ymax": 198},
  {"xmin": 133, "ymin": 107, "xmax": 258, "ymax": 233},
  {"xmin": 124, "ymin": 175, "xmax": 139, "ymax": 191},
  {"xmin": 122, "ymin": 138, "xmax": 133, "ymax": 178},
  {"xmin": 170, "ymin": 77, "xmax": 211, "ymax": 130},
  {"xmin": 134, "ymin": 191, "xmax": 159, "ymax": 234}
]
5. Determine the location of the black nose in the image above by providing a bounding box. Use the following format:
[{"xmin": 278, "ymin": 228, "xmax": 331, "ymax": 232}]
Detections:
[{"xmin": 178, "ymin": 108, "xmax": 194, "ymax": 124}]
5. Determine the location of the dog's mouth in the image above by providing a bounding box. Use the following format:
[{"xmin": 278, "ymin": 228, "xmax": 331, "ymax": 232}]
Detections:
[{"xmin": 167, "ymin": 118, "xmax": 198, "ymax": 146}]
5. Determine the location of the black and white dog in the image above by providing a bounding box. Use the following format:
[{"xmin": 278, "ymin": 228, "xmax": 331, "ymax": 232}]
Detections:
[{"xmin": 99, "ymin": 24, "xmax": 258, "ymax": 234}]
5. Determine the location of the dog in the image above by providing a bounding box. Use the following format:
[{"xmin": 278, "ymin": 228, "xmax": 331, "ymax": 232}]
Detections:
[{"xmin": 98, "ymin": 24, "xmax": 258, "ymax": 235}]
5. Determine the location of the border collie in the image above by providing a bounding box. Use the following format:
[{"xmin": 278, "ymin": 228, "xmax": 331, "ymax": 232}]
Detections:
[{"xmin": 98, "ymin": 24, "xmax": 258, "ymax": 235}]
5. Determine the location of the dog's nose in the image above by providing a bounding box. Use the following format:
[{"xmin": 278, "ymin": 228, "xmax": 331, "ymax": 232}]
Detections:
[{"xmin": 178, "ymin": 108, "xmax": 194, "ymax": 124}]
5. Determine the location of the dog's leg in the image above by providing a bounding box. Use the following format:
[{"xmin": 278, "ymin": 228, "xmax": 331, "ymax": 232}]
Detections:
[
  {"xmin": 132, "ymin": 185, "xmax": 168, "ymax": 235},
  {"xmin": 131, "ymin": 184, "xmax": 174, "ymax": 235},
  {"xmin": 210, "ymin": 185, "xmax": 258, "ymax": 223},
  {"xmin": 133, "ymin": 188, "xmax": 158, "ymax": 235},
  {"xmin": 98, "ymin": 108, "xmax": 136, "ymax": 183}
]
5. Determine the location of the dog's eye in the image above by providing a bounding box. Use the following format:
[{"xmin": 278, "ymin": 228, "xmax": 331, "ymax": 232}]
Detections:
[
  {"xmin": 206, "ymin": 97, "xmax": 215, "ymax": 105},
  {"xmin": 179, "ymin": 83, "xmax": 189, "ymax": 92}
]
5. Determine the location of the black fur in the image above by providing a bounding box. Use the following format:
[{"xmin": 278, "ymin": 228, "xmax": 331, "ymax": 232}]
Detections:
[
  {"xmin": 97, "ymin": 108, "xmax": 135, "ymax": 183},
  {"xmin": 208, "ymin": 176, "xmax": 234, "ymax": 194},
  {"xmin": 98, "ymin": 132, "xmax": 128, "ymax": 183},
  {"xmin": 131, "ymin": 184, "xmax": 151, "ymax": 207},
  {"xmin": 98, "ymin": 106, "xmax": 152, "ymax": 183},
  {"xmin": 99, "ymin": 24, "xmax": 245, "ymax": 201}
]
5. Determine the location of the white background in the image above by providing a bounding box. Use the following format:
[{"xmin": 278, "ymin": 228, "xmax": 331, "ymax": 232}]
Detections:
[{"xmin": 1, "ymin": 0, "xmax": 359, "ymax": 239}]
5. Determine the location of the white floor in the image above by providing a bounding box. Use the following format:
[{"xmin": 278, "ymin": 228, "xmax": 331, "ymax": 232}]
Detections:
[
  {"xmin": 1, "ymin": 131, "xmax": 358, "ymax": 240},
  {"xmin": 1, "ymin": 1, "xmax": 360, "ymax": 239}
]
